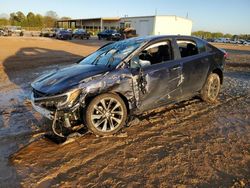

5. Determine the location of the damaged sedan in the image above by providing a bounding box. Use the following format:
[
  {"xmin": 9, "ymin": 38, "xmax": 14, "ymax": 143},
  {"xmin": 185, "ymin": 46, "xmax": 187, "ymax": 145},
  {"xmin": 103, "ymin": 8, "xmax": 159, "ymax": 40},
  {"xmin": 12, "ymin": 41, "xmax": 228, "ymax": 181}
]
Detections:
[{"xmin": 31, "ymin": 35, "xmax": 226, "ymax": 137}]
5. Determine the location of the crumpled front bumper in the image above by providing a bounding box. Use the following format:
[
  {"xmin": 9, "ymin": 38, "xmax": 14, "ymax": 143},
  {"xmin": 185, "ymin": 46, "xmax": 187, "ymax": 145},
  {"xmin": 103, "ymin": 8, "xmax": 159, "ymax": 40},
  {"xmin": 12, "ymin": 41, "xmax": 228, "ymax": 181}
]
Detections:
[{"xmin": 31, "ymin": 93, "xmax": 54, "ymax": 120}]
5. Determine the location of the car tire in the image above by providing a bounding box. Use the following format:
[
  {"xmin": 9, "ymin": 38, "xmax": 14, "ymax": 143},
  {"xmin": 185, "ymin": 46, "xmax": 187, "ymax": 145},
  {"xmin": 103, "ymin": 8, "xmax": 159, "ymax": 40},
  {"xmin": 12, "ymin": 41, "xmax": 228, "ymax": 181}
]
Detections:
[
  {"xmin": 85, "ymin": 93, "xmax": 127, "ymax": 136},
  {"xmin": 201, "ymin": 73, "xmax": 221, "ymax": 103}
]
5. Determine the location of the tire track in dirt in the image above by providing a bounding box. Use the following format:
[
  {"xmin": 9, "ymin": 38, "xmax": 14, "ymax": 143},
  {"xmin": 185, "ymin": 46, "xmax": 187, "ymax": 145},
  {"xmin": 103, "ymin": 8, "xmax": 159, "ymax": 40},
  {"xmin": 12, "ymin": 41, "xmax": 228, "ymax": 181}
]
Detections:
[
  {"xmin": 45, "ymin": 96, "xmax": 249, "ymax": 187},
  {"xmin": 11, "ymin": 88, "xmax": 249, "ymax": 187}
]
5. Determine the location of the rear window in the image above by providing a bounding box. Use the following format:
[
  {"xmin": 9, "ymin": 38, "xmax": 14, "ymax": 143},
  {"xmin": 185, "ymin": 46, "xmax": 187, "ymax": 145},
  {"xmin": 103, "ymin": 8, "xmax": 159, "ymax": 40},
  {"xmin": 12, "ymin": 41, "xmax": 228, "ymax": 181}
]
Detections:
[
  {"xmin": 206, "ymin": 43, "xmax": 215, "ymax": 52},
  {"xmin": 177, "ymin": 40, "xmax": 199, "ymax": 58},
  {"xmin": 196, "ymin": 39, "xmax": 206, "ymax": 53}
]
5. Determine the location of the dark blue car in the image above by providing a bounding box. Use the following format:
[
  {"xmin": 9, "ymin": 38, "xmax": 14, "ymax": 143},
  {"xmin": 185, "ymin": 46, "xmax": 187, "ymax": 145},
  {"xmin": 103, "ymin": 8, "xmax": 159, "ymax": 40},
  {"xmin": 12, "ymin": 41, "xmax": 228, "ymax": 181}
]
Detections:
[
  {"xmin": 72, "ymin": 29, "xmax": 90, "ymax": 40},
  {"xmin": 31, "ymin": 35, "xmax": 226, "ymax": 137},
  {"xmin": 97, "ymin": 29, "xmax": 117, "ymax": 40},
  {"xmin": 56, "ymin": 30, "xmax": 72, "ymax": 40}
]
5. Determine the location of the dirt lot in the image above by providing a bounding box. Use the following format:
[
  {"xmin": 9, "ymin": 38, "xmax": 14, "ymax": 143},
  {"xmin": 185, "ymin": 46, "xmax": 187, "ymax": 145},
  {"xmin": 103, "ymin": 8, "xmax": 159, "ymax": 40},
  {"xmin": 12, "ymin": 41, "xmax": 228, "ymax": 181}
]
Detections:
[{"xmin": 0, "ymin": 37, "xmax": 249, "ymax": 187}]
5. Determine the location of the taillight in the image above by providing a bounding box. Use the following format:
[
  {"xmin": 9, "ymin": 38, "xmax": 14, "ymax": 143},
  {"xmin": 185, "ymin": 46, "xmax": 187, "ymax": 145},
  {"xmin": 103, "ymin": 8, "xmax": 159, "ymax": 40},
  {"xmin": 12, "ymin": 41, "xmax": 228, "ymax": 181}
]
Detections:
[{"xmin": 224, "ymin": 52, "xmax": 228, "ymax": 59}]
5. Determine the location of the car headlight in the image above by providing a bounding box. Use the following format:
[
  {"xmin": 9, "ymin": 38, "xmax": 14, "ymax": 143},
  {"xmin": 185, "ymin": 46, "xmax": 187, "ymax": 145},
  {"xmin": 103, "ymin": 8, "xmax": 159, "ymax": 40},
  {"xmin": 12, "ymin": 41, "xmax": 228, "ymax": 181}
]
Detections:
[
  {"xmin": 57, "ymin": 89, "xmax": 81, "ymax": 109},
  {"xmin": 34, "ymin": 89, "xmax": 81, "ymax": 110}
]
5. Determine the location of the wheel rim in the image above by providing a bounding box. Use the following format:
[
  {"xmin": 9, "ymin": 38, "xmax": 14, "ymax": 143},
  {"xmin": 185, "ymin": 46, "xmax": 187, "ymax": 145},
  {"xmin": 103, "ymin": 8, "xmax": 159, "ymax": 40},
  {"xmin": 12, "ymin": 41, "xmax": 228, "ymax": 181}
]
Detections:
[
  {"xmin": 91, "ymin": 97, "xmax": 124, "ymax": 132},
  {"xmin": 209, "ymin": 77, "xmax": 220, "ymax": 99}
]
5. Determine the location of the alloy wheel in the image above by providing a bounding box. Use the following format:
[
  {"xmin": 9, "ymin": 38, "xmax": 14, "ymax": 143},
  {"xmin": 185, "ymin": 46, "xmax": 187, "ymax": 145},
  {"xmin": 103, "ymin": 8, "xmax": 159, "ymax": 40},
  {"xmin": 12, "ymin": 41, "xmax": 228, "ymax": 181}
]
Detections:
[{"xmin": 90, "ymin": 97, "xmax": 124, "ymax": 132}]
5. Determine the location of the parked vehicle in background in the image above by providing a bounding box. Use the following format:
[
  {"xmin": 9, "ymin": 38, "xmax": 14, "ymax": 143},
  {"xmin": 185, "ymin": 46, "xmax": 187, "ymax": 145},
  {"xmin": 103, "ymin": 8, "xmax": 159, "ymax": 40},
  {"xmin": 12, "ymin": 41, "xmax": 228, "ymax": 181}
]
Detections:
[
  {"xmin": 55, "ymin": 29, "xmax": 72, "ymax": 40},
  {"xmin": 0, "ymin": 27, "xmax": 13, "ymax": 36},
  {"xmin": 40, "ymin": 28, "xmax": 57, "ymax": 37},
  {"xmin": 230, "ymin": 40, "xmax": 245, "ymax": 44},
  {"xmin": 67, "ymin": 28, "xmax": 72, "ymax": 33},
  {"xmin": 214, "ymin": 38, "xmax": 230, "ymax": 43},
  {"xmin": 0, "ymin": 28, "xmax": 4, "ymax": 36},
  {"xmin": 206, "ymin": 38, "xmax": 215, "ymax": 42},
  {"xmin": 123, "ymin": 27, "xmax": 137, "ymax": 39},
  {"xmin": 72, "ymin": 29, "xmax": 90, "ymax": 40},
  {"xmin": 111, "ymin": 32, "xmax": 122, "ymax": 41},
  {"xmin": 97, "ymin": 30, "xmax": 117, "ymax": 40},
  {"xmin": 230, "ymin": 40, "xmax": 239, "ymax": 44},
  {"xmin": 243, "ymin": 40, "xmax": 250, "ymax": 45},
  {"xmin": 238, "ymin": 39, "xmax": 246, "ymax": 44},
  {"xmin": 6, "ymin": 26, "xmax": 24, "ymax": 36},
  {"xmin": 31, "ymin": 35, "xmax": 227, "ymax": 137}
]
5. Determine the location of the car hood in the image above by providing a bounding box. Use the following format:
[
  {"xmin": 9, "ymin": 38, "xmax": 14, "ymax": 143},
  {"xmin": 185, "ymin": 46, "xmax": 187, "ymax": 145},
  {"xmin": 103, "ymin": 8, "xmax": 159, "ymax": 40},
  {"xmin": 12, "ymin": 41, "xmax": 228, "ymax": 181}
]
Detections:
[{"xmin": 31, "ymin": 64, "xmax": 110, "ymax": 95}]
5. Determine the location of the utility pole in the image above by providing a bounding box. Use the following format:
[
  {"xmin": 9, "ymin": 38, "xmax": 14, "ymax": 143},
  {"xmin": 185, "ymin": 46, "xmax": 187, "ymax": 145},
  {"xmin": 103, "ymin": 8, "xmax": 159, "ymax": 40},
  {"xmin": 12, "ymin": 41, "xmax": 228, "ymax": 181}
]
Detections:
[{"xmin": 155, "ymin": 9, "xmax": 158, "ymax": 16}]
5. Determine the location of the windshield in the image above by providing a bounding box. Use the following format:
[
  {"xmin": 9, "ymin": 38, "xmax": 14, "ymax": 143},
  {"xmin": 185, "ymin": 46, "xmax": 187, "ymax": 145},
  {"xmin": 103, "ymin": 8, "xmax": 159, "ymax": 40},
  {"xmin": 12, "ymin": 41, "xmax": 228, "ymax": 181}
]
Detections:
[{"xmin": 79, "ymin": 38, "xmax": 145, "ymax": 67}]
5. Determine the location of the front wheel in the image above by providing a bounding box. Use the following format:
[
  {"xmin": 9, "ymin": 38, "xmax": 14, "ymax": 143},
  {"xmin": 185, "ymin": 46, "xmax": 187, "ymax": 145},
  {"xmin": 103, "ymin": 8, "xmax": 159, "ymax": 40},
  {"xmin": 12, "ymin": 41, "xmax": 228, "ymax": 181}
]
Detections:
[
  {"xmin": 201, "ymin": 73, "xmax": 221, "ymax": 103},
  {"xmin": 85, "ymin": 93, "xmax": 127, "ymax": 136}
]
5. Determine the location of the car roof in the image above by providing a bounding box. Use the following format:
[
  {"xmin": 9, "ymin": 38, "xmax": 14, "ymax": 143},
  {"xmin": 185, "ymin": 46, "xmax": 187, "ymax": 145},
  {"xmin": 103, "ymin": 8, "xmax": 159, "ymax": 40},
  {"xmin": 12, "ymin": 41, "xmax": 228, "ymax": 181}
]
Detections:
[
  {"xmin": 127, "ymin": 35, "xmax": 206, "ymax": 45},
  {"xmin": 140, "ymin": 35, "xmax": 202, "ymax": 41}
]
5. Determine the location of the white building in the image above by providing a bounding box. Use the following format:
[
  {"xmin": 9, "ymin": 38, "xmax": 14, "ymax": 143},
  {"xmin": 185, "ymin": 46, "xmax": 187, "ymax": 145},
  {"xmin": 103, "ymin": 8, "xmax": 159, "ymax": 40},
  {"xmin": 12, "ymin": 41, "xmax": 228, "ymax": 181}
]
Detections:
[
  {"xmin": 57, "ymin": 15, "xmax": 193, "ymax": 36},
  {"xmin": 120, "ymin": 15, "xmax": 192, "ymax": 36}
]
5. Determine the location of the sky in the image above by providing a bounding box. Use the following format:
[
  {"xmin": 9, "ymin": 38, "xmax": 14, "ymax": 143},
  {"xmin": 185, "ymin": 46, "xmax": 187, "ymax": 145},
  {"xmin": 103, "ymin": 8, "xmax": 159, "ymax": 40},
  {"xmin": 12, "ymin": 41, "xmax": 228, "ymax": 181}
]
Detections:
[{"xmin": 0, "ymin": 0, "xmax": 250, "ymax": 34}]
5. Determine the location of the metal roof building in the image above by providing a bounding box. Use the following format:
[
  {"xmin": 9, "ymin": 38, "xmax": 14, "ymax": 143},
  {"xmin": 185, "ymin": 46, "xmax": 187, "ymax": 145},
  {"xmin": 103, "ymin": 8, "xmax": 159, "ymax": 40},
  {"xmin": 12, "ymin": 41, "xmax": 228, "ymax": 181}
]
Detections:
[
  {"xmin": 57, "ymin": 17, "xmax": 120, "ymax": 32},
  {"xmin": 56, "ymin": 15, "xmax": 192, "ymax": 36}
]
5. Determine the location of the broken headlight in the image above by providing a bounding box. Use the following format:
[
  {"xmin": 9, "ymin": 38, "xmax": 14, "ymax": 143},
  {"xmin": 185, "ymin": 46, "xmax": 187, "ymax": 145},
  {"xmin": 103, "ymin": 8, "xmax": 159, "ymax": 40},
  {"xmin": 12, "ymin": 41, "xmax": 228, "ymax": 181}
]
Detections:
[
  {"xmin": 55, "ymin": 89, "xmax": 81, "ymax": 110},
  {"xmin": 61, "ymin": 89, "xmax": 81, "ymax": 108},
  {"xmin": 34, "ymin": 89, "xmax": 81, "ymax": 110}
]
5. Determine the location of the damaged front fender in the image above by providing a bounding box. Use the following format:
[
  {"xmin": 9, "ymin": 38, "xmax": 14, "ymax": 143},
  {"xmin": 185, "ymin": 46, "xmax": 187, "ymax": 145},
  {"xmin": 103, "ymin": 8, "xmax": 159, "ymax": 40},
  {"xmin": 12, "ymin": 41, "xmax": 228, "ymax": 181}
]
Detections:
[{"xmin": 78, "ymin": 68, "xmax": 138, "ymax": 112}]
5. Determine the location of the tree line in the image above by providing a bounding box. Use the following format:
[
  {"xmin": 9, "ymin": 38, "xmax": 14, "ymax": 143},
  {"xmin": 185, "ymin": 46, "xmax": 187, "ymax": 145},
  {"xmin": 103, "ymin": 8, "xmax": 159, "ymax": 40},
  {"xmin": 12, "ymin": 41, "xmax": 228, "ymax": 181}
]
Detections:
[
  {"xmin": 192, "ymin": 30, "xmax": 250, "ymax": 40},
  {"xmin": 0, "ymin": 11, "xmax": 71, "ymax": 29},
  {"xmin": 1, "ymin": 11, "xmax": 249, "ymax": 39}
]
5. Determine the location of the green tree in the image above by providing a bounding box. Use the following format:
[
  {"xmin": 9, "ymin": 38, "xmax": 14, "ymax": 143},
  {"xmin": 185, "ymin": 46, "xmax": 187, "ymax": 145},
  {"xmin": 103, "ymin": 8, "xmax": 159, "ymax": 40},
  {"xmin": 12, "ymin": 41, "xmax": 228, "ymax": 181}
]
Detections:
[
  {"xmin": 27, "ymin": 12, "xmax": 36, "ymax": 27},
  {"xmin": 0, "ymin": 18, "xmax": 9, "ymax": 26},
  {"xmin": 16, "ymin": 11, "xmax": 26, "ymax": 26},
  {"xmin": 9, "ymin": 11, "xmax": 26, "ymax": 26},
  {"xmin": 43, "ymin": 11, "xmax": 58, "ymax": 27},
  {"xmin": 9, "ymin": 12, "xmax": 18, "ymax": 25},
  {"xmin": 43, "ymin": 16, "xmax": 56, "ymax": 27},
  {"xmin": 192, "ymin": 31, "xmax": 212, "ymax": 39},
  {"xmin": 212, "ymin": 32, "xmax": 223, "ymax": 38},
  {"xmin": 224, "ymin": 33, "xmax": 232, "ymax": 39},
  {"xmin": 34, "ymin": 14, "xmax": 43, "ymax": 27}
]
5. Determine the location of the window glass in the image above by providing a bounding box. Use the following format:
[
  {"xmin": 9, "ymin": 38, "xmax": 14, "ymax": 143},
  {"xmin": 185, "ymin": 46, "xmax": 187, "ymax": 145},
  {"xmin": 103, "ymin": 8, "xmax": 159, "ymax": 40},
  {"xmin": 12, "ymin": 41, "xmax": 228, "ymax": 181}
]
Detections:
[
  {"xmin": 206, "ymin": 43, "xmax": 213, "ymax": 52},
  {"xmin": 131, "ymin": 41, "xmax": 172, "ymax": 68},
  {"xmin": 177, "ymin": 40, "xmax": 199, "ymax": 58},
  {"xmin": 80, "ymin": 38, "xmax": 146, "ymax": 67},
  {"xmin": 196, "ymin": 40, "xmax": 206, "ymax": 53}
]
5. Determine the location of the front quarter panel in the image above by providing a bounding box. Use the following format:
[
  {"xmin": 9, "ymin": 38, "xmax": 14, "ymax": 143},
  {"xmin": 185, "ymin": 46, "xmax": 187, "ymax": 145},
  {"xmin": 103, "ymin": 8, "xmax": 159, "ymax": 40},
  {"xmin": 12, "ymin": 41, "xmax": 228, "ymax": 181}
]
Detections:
[{"xmin": 79, "ymin": 68, "xmax": 137, "ymax": 111}]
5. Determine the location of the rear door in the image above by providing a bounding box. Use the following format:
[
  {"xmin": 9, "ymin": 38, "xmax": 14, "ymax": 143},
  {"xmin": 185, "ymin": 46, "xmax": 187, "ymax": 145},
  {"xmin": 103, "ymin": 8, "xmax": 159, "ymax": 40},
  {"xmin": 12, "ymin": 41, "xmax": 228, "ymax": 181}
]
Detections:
[{"xmin": 174, "ymin": 38, "xmax": 210, "ymax": 98}]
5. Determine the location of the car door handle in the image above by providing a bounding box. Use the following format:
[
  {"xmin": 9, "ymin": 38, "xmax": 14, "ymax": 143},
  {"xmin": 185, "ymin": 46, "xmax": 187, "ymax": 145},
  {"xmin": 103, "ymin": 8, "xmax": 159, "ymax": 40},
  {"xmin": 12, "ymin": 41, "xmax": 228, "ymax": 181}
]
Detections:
[{"xmin": 170, "ymin": 65, "xmax": 181, "ymax": 71}]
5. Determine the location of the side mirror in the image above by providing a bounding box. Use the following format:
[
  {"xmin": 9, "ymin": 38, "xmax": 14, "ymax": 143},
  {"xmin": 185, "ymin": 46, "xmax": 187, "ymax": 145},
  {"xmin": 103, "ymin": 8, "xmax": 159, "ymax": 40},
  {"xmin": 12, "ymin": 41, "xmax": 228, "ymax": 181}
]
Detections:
[{"xmin": 130, "ymin": 59, "xmax": 141, "ymax": 70}]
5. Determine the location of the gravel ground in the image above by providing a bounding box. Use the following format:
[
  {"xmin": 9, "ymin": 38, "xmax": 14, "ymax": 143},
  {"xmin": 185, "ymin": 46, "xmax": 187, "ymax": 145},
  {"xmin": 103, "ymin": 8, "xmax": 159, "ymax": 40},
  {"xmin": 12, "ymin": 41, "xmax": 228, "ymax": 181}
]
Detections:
[{"xmin": 0, "ymin": 38, "xmax": 249, "ymax": 187}]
